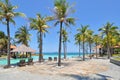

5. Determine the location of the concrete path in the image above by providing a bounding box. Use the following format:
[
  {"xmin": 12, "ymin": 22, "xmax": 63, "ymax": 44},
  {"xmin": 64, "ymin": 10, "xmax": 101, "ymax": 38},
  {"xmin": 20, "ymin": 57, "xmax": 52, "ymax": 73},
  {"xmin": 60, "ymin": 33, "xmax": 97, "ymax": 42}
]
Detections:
[
  {"xmin": 0, "ymin": 59, "xmax": 120, "ymax": 80},
  {"xmin": 98, "ymin": 62, "xmax": 120, "ymax": 80}
]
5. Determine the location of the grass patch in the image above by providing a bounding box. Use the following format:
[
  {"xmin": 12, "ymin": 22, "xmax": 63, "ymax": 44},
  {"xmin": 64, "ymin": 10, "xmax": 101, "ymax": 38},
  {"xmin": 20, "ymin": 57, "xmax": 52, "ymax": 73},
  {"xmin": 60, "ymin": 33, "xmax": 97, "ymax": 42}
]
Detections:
[
  {"xmin": 0, "ymin": 55, "xmax": 7, "ymax": 58},
  {"xmin": 113, "ymin": 54, "xmax": 120, "ymax": 57},
  {"xmin": 114, "ymin": 57, "xmax": 120, "ymax": 61},
  {"xmin": 112, "ymin": 53, "xmax": 120, "ymax": 61}
]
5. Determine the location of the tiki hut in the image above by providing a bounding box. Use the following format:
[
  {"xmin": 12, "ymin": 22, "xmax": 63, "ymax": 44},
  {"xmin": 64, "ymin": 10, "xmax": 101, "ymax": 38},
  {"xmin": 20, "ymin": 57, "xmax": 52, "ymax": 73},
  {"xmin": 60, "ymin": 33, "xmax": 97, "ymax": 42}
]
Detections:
[{"xmin": 11, "ymin": 44, "xmax": 36, "ymax": 58}]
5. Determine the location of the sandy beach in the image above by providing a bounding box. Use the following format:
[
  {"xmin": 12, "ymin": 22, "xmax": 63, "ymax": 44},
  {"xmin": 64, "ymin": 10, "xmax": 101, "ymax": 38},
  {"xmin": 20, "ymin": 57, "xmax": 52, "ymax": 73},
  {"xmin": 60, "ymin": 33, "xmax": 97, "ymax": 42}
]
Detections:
[{"xmin": 0, "ymin": 58, "xmax": 120, "ymax": 80}]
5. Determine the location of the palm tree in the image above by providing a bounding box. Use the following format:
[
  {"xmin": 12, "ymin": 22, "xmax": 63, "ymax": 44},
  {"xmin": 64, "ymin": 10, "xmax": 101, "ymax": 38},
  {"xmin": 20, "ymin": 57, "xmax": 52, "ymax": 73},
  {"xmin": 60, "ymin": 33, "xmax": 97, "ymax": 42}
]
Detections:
[
  {"xmin": 48, "ymin": 0, "xmax": 75, "ymax": 66},
  {"xmin": 62, "ymin": 29, "xmax": 68, "ymax": 59},
  {"xmin": 29, "ymin": 14, "xmax": 49, "ymax": 62},
  {"xmin": 0, "ymin": 31, "xmax": 7, "ymax": 53},
  {"xmin": 99, "ymin": 22, "xmax": 118, "ymax": 59},
  {"xmin": 75, "ymin": 31, "xmax": 82, "ymax": 57},
  {"xmin": 15, "ymin": 26, "xmax": 31, "ymax": 46},
  {"xmin": 87, "ymin": 30, "xmax": 94, "ymax": 59},
  {"xmin": 114, "ymin": 30, "xmax": 120, "ymax": 46},
  {"xmin": 0, "ymin": 0, "xmax": 25, "ymax": 67},
  {"xmin": 93, "ymin": 34, "xmax": 101, "ymax": 58},
  {"xmin": 77, "ymin": 25, "xmax": 89, "ymax": 61}
]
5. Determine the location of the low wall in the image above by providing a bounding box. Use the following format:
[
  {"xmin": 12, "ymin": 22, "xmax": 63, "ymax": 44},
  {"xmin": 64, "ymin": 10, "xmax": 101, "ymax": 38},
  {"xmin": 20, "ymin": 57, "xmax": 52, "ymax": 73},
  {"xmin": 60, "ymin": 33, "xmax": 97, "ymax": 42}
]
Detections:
[{"xmin": 110, "ymin": 58, "xmax": 120, "ymax": 66}]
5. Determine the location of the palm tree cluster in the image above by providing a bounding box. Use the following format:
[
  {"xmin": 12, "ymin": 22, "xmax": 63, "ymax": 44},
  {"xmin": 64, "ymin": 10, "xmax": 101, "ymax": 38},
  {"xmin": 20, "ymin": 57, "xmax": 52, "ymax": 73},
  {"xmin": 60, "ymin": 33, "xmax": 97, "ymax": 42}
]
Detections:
[
  {"xmin": 99, "ymin": 22, "xmax": 119, "ymax": 58},
  {"xmin": 75, "ymin": 25, "xmax": 95, "ymax": 61},
  {"xmin": 0, "ymin": 0, "xmax": 120, "ymax": 67},
  {"xmin": 75, "ymin": 22, "xmax": 119, "ymax": 61}
]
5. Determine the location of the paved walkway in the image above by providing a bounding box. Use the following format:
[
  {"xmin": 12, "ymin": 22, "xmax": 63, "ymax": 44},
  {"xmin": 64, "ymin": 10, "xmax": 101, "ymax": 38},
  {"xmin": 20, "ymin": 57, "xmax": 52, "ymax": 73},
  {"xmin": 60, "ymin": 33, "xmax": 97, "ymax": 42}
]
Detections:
[
  {"xmin": 0, "ymin": 59, "xmax": 120, "ymax": 80},
  {"xmin": 98, "ymin": 62, "xmax": 120, "ymax": 80}
]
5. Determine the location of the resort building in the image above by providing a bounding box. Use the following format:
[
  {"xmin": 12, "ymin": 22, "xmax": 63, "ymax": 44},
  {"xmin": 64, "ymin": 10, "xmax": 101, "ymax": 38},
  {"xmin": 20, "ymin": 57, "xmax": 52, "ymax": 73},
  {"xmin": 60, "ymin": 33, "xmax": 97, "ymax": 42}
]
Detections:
[
  {"xmin": 0, "ymin": 45, "xmax": 16, "ymax": 55},
  {"xmin": 93, "ymin": 45, "xmax": 120, "ymax": 56}
]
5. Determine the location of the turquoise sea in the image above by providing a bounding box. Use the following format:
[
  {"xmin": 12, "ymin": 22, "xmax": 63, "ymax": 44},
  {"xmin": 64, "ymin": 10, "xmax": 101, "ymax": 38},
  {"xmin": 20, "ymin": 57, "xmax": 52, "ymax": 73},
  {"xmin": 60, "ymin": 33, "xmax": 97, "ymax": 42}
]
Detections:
[{"xmin": 0, "ymin": 52, "xmax": 84, "ymax": 66}]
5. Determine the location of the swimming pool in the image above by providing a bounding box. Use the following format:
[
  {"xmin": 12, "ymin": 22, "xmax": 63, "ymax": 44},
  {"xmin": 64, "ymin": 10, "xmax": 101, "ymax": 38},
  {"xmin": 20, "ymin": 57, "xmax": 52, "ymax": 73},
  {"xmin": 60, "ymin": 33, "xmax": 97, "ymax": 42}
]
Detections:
[{"xmin": 0, "ymin": 53, "xmax": 81, "ymax": 66}]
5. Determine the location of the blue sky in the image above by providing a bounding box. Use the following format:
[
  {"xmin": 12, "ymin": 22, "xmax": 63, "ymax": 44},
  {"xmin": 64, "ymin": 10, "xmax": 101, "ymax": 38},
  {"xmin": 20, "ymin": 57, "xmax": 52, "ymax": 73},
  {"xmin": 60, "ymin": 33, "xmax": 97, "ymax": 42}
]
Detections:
[{"xmin": 0, "ymin": 0, "xmax": 120, "ymax": 52}]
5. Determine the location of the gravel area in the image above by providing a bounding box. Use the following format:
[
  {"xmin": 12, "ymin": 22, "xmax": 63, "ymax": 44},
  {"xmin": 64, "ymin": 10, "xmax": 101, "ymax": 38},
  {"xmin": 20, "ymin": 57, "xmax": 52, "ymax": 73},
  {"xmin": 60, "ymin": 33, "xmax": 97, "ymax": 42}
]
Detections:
[{"xmin": 0, "ymin": 58, "xmax": 120, "ymax": 80}]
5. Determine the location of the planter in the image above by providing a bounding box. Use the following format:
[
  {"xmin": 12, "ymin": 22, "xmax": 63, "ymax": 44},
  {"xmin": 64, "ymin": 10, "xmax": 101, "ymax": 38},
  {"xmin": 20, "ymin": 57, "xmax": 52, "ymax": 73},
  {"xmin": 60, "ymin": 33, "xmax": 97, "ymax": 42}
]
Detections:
[{"xmin": 110, "ymin": 58, "xmax": 120, "ymax": 66}]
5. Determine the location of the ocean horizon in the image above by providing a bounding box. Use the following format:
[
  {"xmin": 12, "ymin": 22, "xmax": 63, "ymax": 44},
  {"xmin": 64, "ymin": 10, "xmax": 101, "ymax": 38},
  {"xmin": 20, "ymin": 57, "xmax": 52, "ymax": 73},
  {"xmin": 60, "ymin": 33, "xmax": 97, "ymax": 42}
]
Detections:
[{"xmin": 35, "ymin": 52, "xmax": 92, "ymax": 59}]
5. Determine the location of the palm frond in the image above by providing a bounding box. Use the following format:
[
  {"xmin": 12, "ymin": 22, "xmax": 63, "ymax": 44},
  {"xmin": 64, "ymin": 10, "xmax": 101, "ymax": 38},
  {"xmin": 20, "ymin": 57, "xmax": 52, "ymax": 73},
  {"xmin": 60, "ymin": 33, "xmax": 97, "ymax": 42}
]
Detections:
[
  {"xmin": 9, "ymin": 18, "xmax": 16, "ymax": 25},
  {"xmin": 14, "ymin": 12, "xmax": 26, "ymax": 17},
  {"xmin": 54, "ymin": 21, "xmax": 59, "ymax": 26},
  {"xmin": 11, "ymin": 5, "xmax": 18, "ymax": 10},
  {"xmin": 45, "ymin": 16, "xmax": 55, "ymax": 21},
  {"xmin": 66, "ymin": 17, "xmax": 75, "ymax": 25}
]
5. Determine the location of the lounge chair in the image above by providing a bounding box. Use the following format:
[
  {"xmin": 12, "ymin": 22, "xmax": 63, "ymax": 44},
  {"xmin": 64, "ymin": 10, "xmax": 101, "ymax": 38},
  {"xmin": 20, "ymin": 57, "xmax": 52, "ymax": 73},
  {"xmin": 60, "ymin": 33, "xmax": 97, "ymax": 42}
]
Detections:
[
  {"xmin": 48, "ymin": 57, "xmax": 52, "ymax": 61},
  {"xmin": 54, "ymin": 57, "xmax": 57, "ymax": 61},
  {"xmin": 27, "ymin": 58, "xmax": 34, "ymax": 65},
  {"xmin": 41, "ymin": 58, "xmax": 45, "ymax": 62},
  {"xmin": 89, "ymin": 54, "xmax": 94, "ymax": 59},
  {"xmin": 18, "ymin": 60, "xmax": 26, "ymax": 67},
  {"xmin": 3, "ymin": 65, "xmax": 10, "ymax": 69}
]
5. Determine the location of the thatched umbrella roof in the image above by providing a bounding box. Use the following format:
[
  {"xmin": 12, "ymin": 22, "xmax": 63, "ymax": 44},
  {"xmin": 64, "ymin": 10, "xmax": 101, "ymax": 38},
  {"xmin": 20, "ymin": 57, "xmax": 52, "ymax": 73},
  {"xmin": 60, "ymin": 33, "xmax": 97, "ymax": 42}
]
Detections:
[
  {"xmin": 11, "ymin": 44, "xmax": 36, "ymax": 53},
  {"xmin": 10, "ymin": 45, "xmax": 16, "ymax": 49}
]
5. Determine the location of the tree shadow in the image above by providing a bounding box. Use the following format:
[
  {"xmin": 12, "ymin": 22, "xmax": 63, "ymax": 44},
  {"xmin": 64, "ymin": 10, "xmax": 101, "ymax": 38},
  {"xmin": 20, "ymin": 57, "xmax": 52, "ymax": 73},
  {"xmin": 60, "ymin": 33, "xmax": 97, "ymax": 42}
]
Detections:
[
  {"xmin": 51, "ymin": 62, "xmax": 73, "ymax": 67},
  {"xmin": 96, "ymin": 57, "xmax": 108, "ymax": 60},
  {"xmin": 96, "ymin": 74, "xmax": 112, "ymax": 79},
  {"xmin": 74, "ymin": 59, "xmax": 83, "ymax": 61},
  {"xmin": 61, "ymin": 73, "xmax": 112, "ymax": 80},
  {"xmin": 75, "ymin": 58, "xmax": 90, "ymax": 62}
]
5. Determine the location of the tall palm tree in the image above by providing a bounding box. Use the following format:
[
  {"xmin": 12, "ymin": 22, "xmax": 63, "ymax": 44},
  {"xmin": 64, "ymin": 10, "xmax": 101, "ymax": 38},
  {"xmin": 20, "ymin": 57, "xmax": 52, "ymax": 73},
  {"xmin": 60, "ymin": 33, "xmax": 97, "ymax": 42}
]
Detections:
[
  {"xmin": 75, "ymin": 31, "xmax": 82, "ymax": 57},
  {"xmin": 0, "ymin": 0, "xmax": 25, "ymax": 67},
  {"xmin": 48, "ymin": 0, "xmax": 75, "ymax": 66},
  {"xmin": 77, "ymin": 25, "xmax": 89, "ymax": 61},
  {"xmin": 15, "ymin": 26, "xmax": 31, "ymax": 46},
  {"xmin": 87, "ymin": 30, "xmax": 94, "ymax": 59},
  {"xmin": 99, "ymin": 22, "xmax": 118, "ymax": 59},
  {"xmin": 29, "ymin": 13, "xmax": 49, "ymax": 62},
  {"xmin": 62, "ymin": 29, "xmax": 68, "ymax": 59},
  {"xmin": 109, "ymin": 27, "xmax": 119, "ymax": 55}
]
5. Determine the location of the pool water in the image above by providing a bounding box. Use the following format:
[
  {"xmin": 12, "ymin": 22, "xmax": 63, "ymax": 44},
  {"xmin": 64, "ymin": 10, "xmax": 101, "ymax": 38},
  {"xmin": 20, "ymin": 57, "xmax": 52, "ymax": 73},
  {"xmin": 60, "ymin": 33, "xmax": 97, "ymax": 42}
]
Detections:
[
  {"xmin": 0, "ymin": 53, "xmax": 81, "ymax": 66},
  {"xmin": 0, "ymin": 58, "xmax": 28, "ymax": 66}
]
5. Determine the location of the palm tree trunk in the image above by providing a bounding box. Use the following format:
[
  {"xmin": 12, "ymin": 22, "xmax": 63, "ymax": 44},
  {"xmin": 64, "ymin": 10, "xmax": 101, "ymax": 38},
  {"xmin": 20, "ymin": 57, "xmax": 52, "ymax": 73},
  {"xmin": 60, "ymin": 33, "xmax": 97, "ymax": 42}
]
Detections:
[
  {"xmin": 89, "ymin": 43, "xmax": 92, "ymax": 59},
  {"xmin": 107, "ymin": 34, "xmax": 111, "ymax": 59},
  {"xmin": 6, "ymin": 19, "xmax": 10, "ymax": 67},
  {"xmin": 39, "ymin": 28, "xmax": 43, "ymax": 62},
  {"xmin": 110, "ymin": 37, "xmax": 113, "ymax": 57},
  {"xmin": 58, "ymin": 22, "xmax": 63, "ymax": 66},
  {"xmin": 65, "ymin": 43, "xmax": 67, "ymax": 59},
  {"xmin": 96, "ymin": 43, "xmax": 98, "ymax": 58},
  {"xmin": 79, "ymin": 42, "xmax": 80, "ymax": 57},
  {"xmin": 83, "ymin": 36, "xmax": 85, "ymax": 61},
  {"xmin": 63, "ymin": 41, "xmax": 66, "ymax": 59}
]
